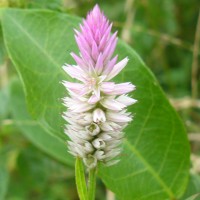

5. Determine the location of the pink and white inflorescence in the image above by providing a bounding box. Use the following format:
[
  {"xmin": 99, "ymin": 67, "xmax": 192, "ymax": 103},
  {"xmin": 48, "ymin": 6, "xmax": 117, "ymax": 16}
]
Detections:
[{"xmin": 62, "ymin": 5, "xmax": 137, "ymax": 169}]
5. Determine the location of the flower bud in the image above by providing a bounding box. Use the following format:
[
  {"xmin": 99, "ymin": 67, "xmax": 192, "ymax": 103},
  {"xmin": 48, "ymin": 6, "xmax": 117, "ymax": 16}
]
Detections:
[
  {"xmin": 93, "ymin": 108, "xmax": 106, "ymax": 123},
  {"xmin": 85, "ymin": 123, "xmax": 100, "ymax": 136},
  {"xmin": 92, "ymin": 138, "xmax": 106, "ymax": 149},
  {"xmin": 83, "ymin": 155, "xmax": 97, "ymax": 169}
]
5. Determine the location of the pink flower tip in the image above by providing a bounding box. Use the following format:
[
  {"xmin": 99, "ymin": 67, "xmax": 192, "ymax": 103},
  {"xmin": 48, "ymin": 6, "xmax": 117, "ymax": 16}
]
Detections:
[{"xmin": 93, "ymin": 4, "xmax": 101, "ymax": 14}]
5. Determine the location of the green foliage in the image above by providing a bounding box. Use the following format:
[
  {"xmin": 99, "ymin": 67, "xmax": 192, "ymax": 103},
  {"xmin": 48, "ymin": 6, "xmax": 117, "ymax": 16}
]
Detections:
[
  {"xmin": 186, "ymin": 194, "xmax": 200, "ymax": 200},
  {"xmin": 26, "ymin": 0, "xmax": 62, "ymax": 11},
  {"xmin": 2, "ymin": 9, "xmax": 79, "ymax": 140},
  {"xmin": 0, "ymin": 25, "xmax": 6, "ymax": 65},
  {"xmin": 0, "ymin": 84, "xmax": 9, "ymax": 120},
  {"xmin": 181, "ymin": 174, "xmax": 200, "ymax": 200},
  {"xmin": 0, "ymin": 165, "xmax": 9, "ymax": 200},
  {"xmin": 6, "ymin": 144, "xmax": 77, "ymax": 200},
  {"xmin": 131, "ymin": 0, "xmax": 199, "ymax": 98},
  {"xmin": 1, "ymin": 9, "xmax": 190, "ymax": 200},
  {"xmin": 75, "ymin": 157, "xmax": 88, "ymax": 200},
  {"xmin": 10, "ymin": 78, "xmax": 74, "ymax": 166}
]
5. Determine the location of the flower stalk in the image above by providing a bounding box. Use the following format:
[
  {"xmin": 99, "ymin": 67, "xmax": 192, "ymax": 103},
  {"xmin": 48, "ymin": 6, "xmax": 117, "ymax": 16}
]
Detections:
[
  {"xmin": 75, "ymin": 157, "xmax": 96, "ymax": 200},
  {"xmin": 88, "ymin": 167, "xmax": 96, "ymax": 200}
]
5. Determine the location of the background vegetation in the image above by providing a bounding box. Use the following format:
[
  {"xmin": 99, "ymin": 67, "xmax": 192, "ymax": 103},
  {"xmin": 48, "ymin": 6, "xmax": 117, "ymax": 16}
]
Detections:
[{"xmin": 0, "ymin": 0, "xmax": 199, "ymax": 199}]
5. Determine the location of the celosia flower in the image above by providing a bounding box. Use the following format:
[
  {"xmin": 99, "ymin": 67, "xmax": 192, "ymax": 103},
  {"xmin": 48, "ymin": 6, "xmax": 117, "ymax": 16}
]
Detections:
[{"xmin": 62, "ymin": 5, "xmax": 136, "ymax": 169}]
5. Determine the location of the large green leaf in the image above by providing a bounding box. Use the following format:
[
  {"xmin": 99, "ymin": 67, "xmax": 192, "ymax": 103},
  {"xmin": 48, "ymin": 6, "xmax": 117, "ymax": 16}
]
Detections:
[
  {"xmin": 27, "ymin": 0, "xmax": 62, "ymax": 10},
  {"xmin": 0, "ymin": 85, "xmax": 9, "ymax": 120},
  {"xmin": 1, "ymin": 9, "xmax": 190, "ymax": 199},
  {"xmin": 0, "ymin": 165, "xmax": 9, "ymax": 200},
  {"xmin": 10, "ymin": 78, "xmax": 74, "ymax": 166},
  {"xmin": 186, "ymin": 194, "xmax": 200, "ymax": 200},
  {"xmin": 181, "ymin": 174, "xmax": 200, "ymax": 200},
  {"xmin": 2, "ymin": 9, "xmax": 78, "ymax": 140},
  {"xmin": 0, "ymin": 25, "xmax": 6, "ymax": 65}
]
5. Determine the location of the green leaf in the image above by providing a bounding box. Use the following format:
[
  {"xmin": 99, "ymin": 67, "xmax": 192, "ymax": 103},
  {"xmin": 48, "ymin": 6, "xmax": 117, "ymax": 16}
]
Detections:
[
  {"xmin": 5, "ymin": 142, "xmax": 75, "ymax": 200},
  {"xmin": 27, "ymin": 0, "xmax": 62, "ymax": 10},
  {"xmin": 1, "ymin": 9, "xmax": 190, "ymax": 199},
  {"xmin": 88, "ymin": 168, "xmax": 97, "ymax": 200},
  {"xmin": 0, "ymin": 85, "xmax": 9, "ymax": 120},
  {"xmin": 10, "ymin": 78, "xmax": 74, "ymax": 166},
  {"xmin": 75, "ymin": 157, "xmax": 88, "ymax": 200},
  {"xmin": 2, "ymin": 9, "xmax": 79, "ymax": 140},
  {"xmin": 98, "ymin": 42, "xmax": 190, "ymax": 200},
  {"xmin": 185, "ymin": 194, "xmax": 200, "ymax": 200},
  {"xmin": 181, "ymin": 174, "xmax": 200, "ymax": 200},
  {"xmin": 0, "ymin": 165, "xmax": 9, "ymax": 200},
  {"xmin": 0, "ymin": 25, "xmax": 7, "ymax": 65}
]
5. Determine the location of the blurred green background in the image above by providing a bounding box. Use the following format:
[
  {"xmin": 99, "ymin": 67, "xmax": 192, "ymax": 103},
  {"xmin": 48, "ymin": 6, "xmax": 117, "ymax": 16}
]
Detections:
[{"xmin": 0, "ymin": 0, "xmax": 199, "ymax": 199}]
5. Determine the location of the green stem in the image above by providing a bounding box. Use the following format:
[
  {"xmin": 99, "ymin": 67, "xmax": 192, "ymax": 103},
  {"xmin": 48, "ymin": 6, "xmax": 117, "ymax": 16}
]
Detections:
[
  {"xmin": 75, "ymin": 157, "xmax": 88, "ymax": 200},
  {"xmin": 88, "ymin": 168, "xmax": 97, "ymax": 200}
]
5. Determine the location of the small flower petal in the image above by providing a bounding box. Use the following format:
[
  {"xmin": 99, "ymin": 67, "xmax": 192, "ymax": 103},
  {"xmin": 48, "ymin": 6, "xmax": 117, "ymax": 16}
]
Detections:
[
  {"xmin": 83, "ymin": 155, "xmax": 97, "ymax": 169},
  {"xmin": 100, "ymin": 98, "xmax": 125, "ymax": 111},
  {"xmin": 116, "ymin": 95, "xmax": 137, "ymax": 106},
  {"xmin": 107, "ymin": 111, "xmax": 132, "ymax": 123},
  {"xmin": 111, "ymin": 82, "xmax": 135, "ymax": 95},
  {"xmin": 62, "ymin": 65, "xmax": 87, "ymax": 82},
  {"xmin": 85, "ymin": 123, "xmax": 101, "ymax": 136},
  {"xmin": 93, "ymin": 108, "xmax": 106, "ymax": 123},
  {"xmin": 105, "ymin": 57, "xmax": 129, "ymax": 81},
  {"xmin": 92, "ymin": 138, "xmax": 106, "ymax": 149}
]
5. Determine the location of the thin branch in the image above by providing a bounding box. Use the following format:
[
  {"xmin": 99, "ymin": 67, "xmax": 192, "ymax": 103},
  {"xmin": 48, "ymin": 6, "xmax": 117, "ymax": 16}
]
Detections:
[
  {"xmin": 191, "ymin": 154, "xmax": 200, "ymax": 174},
  {"xmin": 0, "ymin": 60, "xmax": 9, "ymax": 88},
  {"xmin": 121, "ymin": 0, "xmax": 135, "ymax": 43},
  {"xmin": 188, "ymin": 133, "xmax": 200, "ymax": 142},
  {"xmin": 191, "ymin": 10, "xmax": 200, "ymax": 99},
  {"xmin": 106, "ymin": 190, "xmax": 115, "ymax": 200},
  {"xmin": 114, "ymin": 21, "xmax": 194, "ymax": 53},
  {"xmin": 0, "ymin": 119, "xmax": 38, "ymax": 126},
  {"xmin": 0, "ymin": 119, "xmax": 13, "ymax": 126},
  {"xmin": 170, "ymin": 97, "xmax": 200, "ymax": 110}
]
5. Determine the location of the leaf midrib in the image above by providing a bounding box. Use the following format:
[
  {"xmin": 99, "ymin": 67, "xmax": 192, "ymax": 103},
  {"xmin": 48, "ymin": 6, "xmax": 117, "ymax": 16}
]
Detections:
[
  {"xmin": 4, "ymin": 12, "xmax": 61, "ymax": 71},
  {"xmin": 2, "ymin": 11, "xmax": 67, "ymax": 128},
  {"xmin": 124, "ymin": 139, "xmax": 174, "ymax": 198}
]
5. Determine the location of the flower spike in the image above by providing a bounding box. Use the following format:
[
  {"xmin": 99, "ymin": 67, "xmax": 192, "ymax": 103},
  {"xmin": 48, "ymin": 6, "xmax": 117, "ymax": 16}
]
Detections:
[{"xmin": 62, "ymin": 4, "xmax": 136, "ymax": 169}]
